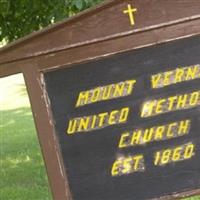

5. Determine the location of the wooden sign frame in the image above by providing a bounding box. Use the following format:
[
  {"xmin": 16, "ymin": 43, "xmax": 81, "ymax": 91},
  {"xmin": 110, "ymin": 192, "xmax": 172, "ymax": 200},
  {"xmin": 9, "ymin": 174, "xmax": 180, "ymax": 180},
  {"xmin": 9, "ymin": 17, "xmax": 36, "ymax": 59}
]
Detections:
[{"xmin": 1, "ymin": 1, "xmax": 200, "ymax": 199}]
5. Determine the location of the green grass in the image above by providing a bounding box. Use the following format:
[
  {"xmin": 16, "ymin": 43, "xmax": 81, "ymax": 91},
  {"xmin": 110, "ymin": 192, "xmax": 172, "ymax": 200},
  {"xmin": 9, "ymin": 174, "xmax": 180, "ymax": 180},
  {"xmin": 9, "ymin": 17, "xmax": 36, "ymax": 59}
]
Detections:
[
  {"xmin": 0, "ymin": 74, "xmax": 52, "ymax": 200},
  {"xmin": 187, "ymin": 197, "xmax": 200, "ymax": 200},
  {"xmin": 0, "ymin": 74, "xmax": 199, "ymax": 200}
]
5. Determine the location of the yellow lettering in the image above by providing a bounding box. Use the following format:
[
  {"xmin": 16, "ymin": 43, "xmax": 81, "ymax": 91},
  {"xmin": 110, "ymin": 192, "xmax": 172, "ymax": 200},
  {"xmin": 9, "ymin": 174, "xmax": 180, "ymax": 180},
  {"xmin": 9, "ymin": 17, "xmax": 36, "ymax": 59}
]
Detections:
[
  {"xmin": 133, "ymin": 155, "xmax": 143, "ymax": 170},
  {"xmin": 155, "ymin": 99, "xmax": 166, "ymax": 114},
  {"xmin": 91, "ymin": 87, "xmax": 101, "ymax": 103},
  {"xmin": 98, "ymin": 112, "xmax": 108, "ymax": 127},
  {"xmin": 108, "ymin": 110, "xmax": 118, "ymax": 125},
  {"xmin": 131, "ymin": 130, "xmax": 141, "ymax": 145},
  {"xmin": 119, "ymin": 107, "xmax": 130, "ymax": 123},
  {"xmin": 76, "ymin": 91, "xmax": 89, "ymax": 107},
  {"xmin": 154, "ymin": 142, "xmax": 195, "ymax": 166},
  {"xmin": 154, "ymin": 126, "xmax": 164, "ymax": 140},
  {"xmin": 91, "ymin": 115, "xmax": 97, "ymax": 129},
  {"xmin": 76, "ymin": 79, "xmax": 137, "ymax": 107},
  {"xmin": 186, "ymin": 65, "xmax": 199, "ymax": 80},
  {"xmin": 177, "ymin": 94, "xmax": 187, "ymax": 109},
  {"xmin": 163, "ymin": 71, "xmax": 173, "ymax": 86},
  {"xmin": 168, "ymin": 96, "xmax": 177, "ymax": 110},
  {"xmin": 111, "ymin": 155, "xmax": 145, "ymax": 176},
  {"xmin": 78, "ymin": 117, "xmax": 90, "ymax": 132},
  {"xmin": 67, "ymin": 107, "xmax": 130, "ymax": 135},
  {"xmin": 175, "ymin": 68, "xmax": 184, "ymax": 83},
  {"xmin": 141, "ymin": 90, "xmax": 200, "ymax": 118},
  {"xmin": 161, "ymin": 149, "xmax": 171, "ymax": 165},
  {"xmin": 154, "ymin": 151, "xmax": 160, "ymax": 166},
  {"xmin": 111, "ymin": 160, "xmax": 121, "ymax": 176},
  {"xmin": 141, "ymin": 101, "xmax": 155, "ymax": 117},
  {"xmin": 151, "ymin": 74, "xmax": 161, "ymax": 88},
  {"xmin": 142, "ymin": 128, "xmax": 154, "ymax": 143},
  {"xmin": 166, "ymin": 122, "xmax": 177, "ymax": 138},
  {"xmin": 189, "ymin": 91, "xmax": 199, "ymax": 106},
  {"xmin": 118, "ymin": 119, "xmax": 191, "ymax": 148},
  {"xmin": 113, "ymin": 83, "xmax": 125, "ymax": 97},
  {"xmin": 184, "ymin": 143, "xmax": 195, "ymax": 159},
  {"xmin": 67, "ymin": 119, "xmax": 77, "ymax": 134},
  {"xmin": 178, "ymin": 120, "xmax": 190, "ymax": 135},
  {"xmin": 102, "ymin": 85, "xmax": 112, "ymax": 100},
  {"xmin": 151, "ymin": 64, "xmax": 200, "ymax": 88},
  {"xmin": 119, "ymin": 132, "xmax": 130, "ymax": 148},
  {"xmin": 122, "ymin": 157, "xmax": 132, "ymax": 174},
  {"xmin": 172, "ymin": 147, "xmax": 181, "ymax": 161},
  {"xmin": 126, "ymin": 80, "xmax": 136, "ymax": 94}
]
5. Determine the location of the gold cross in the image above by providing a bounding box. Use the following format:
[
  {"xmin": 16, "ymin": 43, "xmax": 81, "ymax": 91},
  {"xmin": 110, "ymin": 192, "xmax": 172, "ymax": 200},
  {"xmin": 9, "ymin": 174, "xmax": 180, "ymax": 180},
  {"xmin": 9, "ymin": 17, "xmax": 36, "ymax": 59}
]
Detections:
[{"xmin": 123, "ymin": 4, "xmax": 137, "ymax": 26}]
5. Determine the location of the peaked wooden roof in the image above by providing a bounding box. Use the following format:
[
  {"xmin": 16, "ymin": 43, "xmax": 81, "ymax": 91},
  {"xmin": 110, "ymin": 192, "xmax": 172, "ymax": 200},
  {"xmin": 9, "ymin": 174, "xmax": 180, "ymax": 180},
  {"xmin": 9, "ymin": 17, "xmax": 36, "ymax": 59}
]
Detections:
[{"xmin": 0, "ymin": 0, "xmax": 200, "ymax": 77}]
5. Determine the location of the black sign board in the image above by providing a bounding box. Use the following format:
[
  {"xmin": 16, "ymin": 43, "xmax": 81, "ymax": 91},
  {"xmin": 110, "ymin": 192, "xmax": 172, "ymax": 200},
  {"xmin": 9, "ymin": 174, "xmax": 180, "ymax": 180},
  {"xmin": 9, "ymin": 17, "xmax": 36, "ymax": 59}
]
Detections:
[
  {"xmin": 44, "ymin": 36, "xmax": 200, "ymax": 200},
  {"xmin": 1, "ymin": 1, "xmax": 200, "ymax": 199}
]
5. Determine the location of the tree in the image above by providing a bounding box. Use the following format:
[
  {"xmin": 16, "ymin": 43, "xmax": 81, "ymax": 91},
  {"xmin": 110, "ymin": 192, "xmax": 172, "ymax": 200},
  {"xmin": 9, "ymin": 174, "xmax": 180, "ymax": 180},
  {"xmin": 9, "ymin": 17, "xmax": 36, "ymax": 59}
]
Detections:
[{"xmin": 0, "ymin": 0, "xmax": 104, "ymax": 43}]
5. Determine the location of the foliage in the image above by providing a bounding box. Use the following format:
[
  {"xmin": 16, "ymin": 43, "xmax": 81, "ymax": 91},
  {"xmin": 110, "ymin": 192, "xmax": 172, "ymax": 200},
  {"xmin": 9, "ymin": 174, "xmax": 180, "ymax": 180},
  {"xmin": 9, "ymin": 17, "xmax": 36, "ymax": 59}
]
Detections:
[{"xmin": 0, "ymin": 0, "xmax": 103, "ymax": 43}]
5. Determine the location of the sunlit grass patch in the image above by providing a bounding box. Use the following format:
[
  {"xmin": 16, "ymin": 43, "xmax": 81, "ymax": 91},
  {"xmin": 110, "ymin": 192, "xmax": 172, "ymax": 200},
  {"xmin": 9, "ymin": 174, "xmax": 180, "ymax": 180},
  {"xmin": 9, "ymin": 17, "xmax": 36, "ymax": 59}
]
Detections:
[{"xmin": 0, "ymin": 74, "xmax": 30, "ymax": 110}]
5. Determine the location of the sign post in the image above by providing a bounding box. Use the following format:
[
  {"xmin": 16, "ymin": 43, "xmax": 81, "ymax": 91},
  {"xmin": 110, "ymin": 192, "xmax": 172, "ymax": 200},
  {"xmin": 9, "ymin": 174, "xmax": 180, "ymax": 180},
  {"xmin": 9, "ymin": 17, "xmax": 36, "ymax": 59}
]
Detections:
[{"xmin": 1, "ymin": 1, "xmax": 200, "ymax": 199}]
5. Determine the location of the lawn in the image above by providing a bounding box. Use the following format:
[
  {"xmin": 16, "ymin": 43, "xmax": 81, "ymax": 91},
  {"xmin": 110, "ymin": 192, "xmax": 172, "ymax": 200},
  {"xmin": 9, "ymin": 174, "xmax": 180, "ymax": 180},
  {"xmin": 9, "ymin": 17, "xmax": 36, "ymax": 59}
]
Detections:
[
  {"xmin": 0, "ymin": 74, "xmax": 52, "ymax": 200},
  {"xmin": 0, "ymin": 74, "xmax": 199, "ymax": 200}
]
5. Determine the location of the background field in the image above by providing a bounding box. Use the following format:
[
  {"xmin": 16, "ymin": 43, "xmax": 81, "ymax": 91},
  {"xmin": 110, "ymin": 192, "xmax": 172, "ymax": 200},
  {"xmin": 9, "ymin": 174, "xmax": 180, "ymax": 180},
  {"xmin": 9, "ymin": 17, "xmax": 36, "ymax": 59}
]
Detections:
[
  {"xmin": 0, "ymin": 74, "xmax": 199, "ymax": 200},
  {"xmin": 0, "ymin": 74, "xmax": 52, "ymax": 200}
]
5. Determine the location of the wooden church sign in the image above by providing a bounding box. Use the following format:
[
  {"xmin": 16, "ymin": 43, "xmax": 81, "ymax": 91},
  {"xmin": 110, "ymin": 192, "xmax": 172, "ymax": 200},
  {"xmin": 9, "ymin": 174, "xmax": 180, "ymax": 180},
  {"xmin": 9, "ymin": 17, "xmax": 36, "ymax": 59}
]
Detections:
[{"xmin": 0, "ymin": 0, "xmax": 200, "ymax": 199}]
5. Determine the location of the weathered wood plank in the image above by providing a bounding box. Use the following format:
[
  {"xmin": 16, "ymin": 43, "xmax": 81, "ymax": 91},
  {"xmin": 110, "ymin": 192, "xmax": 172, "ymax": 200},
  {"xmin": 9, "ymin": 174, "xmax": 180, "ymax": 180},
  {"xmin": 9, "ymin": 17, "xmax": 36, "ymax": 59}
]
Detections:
[{"xmin": 0, "ymin": 0, "xmax": 200, "ymax": 65}]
